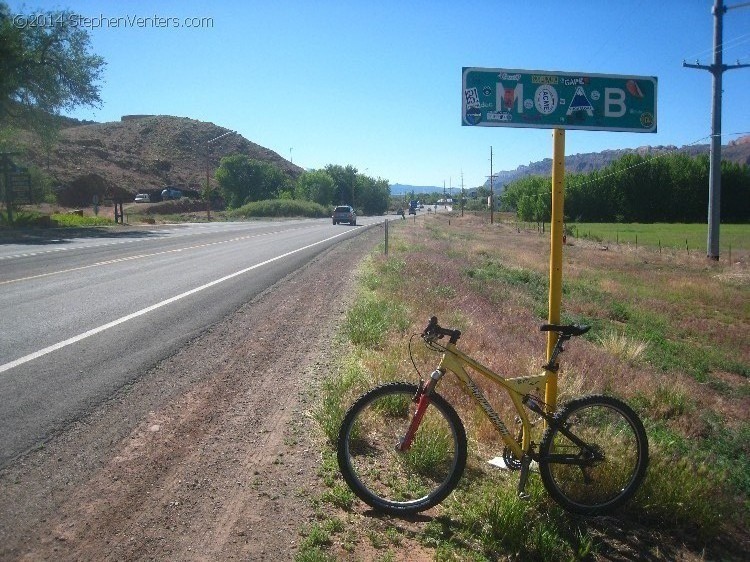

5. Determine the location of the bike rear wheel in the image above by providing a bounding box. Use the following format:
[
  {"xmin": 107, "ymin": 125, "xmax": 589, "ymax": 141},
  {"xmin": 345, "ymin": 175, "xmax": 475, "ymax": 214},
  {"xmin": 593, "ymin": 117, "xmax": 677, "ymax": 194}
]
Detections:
[
  {"xmin": 337, "ymin": 382, "xmax": 467, "ymax": 516},
  {"xmin": 539, "ymin": 394, "xmax": 648, "ymax": 515}
]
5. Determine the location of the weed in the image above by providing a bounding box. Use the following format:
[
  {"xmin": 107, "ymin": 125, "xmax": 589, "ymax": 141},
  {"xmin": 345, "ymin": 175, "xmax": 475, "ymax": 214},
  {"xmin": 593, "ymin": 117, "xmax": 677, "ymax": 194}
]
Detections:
[
  {"xmin": 631, "ymin": 383, "xmax": 694, "ymax": 420},
  {"xmin": 321, "ymin": 483, "xmax": 354, "ymax": 510},
  {"xmin": 384, "ymin": 525, "xmax": 402, "ymax": 546},
  {"xmin": 299, "ymin": 522, "xmax": 332, "ymax": 549},
  {"xmin": 293, "ymin": 547, "xmax": 337, "ymax": 562},
  {"xmin": 51, "ymin": 213, "xmax": 115, "ymax": 227},
  {"xmin": 343, "ymin": 294, "xmax": 409, "ymax": 349},
  {"xmin": 367, "ymin": 529, "xmax": 387, "ymax": 549},
  {"xmin": 597, "ymin": 330, "xmax": 649, "ymax": 363},
  {"xmin": 638, "ymin": 448, "xmax": 728, "ymax": 536},
  {"xmin": 313, "ymin": 357, "xmax": 367, "ymax": 444}
]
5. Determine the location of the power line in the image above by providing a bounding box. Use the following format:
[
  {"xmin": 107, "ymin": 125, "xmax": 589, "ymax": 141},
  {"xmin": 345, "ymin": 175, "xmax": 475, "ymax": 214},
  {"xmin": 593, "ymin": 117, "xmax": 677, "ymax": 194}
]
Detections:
[{"xmin": 684, "ymin": 31, "xmax": 750, "ymax": 63}]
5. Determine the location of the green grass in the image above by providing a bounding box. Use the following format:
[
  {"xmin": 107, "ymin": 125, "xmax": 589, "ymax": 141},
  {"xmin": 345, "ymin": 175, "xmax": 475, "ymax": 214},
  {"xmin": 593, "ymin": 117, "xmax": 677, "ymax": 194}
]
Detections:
[
  {"xmin": 342, "ymin": 293, "xmax": 409, "ymax": 349},
  {"xmin": 570, "ymin": 222, "xmax": 750, "ymax": 253},
  {"xmin": 1, "ymin": 209, "xmax": 115, "ymax": 228},
  {"xmin": 50, "ymin": 213, "xmax": 114, "ymax": 227}
]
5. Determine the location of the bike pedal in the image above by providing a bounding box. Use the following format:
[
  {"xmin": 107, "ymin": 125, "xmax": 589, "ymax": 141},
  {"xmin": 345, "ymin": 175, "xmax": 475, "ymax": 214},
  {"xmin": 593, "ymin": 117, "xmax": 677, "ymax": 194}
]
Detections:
[{"xmin": 517, "ymin": 492, "xmax": 530, "ymax": 501}]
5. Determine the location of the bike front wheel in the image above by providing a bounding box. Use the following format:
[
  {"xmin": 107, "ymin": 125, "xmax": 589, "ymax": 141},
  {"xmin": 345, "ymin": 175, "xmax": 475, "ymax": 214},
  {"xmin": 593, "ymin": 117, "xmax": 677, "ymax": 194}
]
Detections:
[
  {"xmin": 337, "ymin": 382, "xmax": 467, "ymax": 516},
  {"xmin": 538, "ymin": 394, "xmax": 649, "ymax": 515}
]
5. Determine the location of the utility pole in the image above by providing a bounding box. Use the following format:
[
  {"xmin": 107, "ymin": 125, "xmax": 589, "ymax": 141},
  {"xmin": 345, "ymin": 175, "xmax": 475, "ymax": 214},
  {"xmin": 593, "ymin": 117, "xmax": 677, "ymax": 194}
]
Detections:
[
  {"xmin": 490, "ymin": 146, "xmax": 494, "ymax": 224},
  {"xmin": 683, "ymin": 0, "xmax": 750, "ymax": 260},
  {"xmin": 460, "ymin": 172, "xmax": 464, "ymax": 217}
]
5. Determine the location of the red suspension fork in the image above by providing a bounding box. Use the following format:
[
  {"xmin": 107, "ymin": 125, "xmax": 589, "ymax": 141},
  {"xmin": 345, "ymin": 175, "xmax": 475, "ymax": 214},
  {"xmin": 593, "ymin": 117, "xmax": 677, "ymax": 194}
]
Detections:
[
  {"xmin": 396, "ymin": 369, "xmax": 444, "ymax": 452},
  {"xmin": 396, "ymin": 392, "xmax": 431, "ymax": 452}
]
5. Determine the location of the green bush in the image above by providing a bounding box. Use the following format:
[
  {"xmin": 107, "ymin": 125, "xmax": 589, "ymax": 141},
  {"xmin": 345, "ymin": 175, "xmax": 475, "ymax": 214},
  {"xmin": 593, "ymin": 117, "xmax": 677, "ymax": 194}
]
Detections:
[{"xmin": 228, "ymin": 199, "xmax": 329, "ymax": 218}]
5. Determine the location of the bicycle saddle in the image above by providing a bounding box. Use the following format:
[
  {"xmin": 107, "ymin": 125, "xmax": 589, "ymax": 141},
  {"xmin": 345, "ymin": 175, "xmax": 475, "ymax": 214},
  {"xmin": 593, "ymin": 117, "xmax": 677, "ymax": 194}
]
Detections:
[{"xmin": 540, "ymin": 324, "xmax": 591, "ymax": 337}]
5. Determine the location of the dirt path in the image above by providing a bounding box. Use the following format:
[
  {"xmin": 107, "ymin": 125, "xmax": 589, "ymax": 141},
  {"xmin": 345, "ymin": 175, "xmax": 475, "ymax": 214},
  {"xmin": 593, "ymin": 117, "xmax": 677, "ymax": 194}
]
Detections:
[{"xmin": 0, "ymin": 226, "xmax": 380, "ymax": 561}]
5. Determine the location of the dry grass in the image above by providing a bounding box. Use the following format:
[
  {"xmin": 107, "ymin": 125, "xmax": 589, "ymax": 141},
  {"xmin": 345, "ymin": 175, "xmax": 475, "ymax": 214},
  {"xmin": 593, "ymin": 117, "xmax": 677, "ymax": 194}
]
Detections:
[{"xmin": 597, "ymin": 330, "xmax": 649, "ymax": 363}]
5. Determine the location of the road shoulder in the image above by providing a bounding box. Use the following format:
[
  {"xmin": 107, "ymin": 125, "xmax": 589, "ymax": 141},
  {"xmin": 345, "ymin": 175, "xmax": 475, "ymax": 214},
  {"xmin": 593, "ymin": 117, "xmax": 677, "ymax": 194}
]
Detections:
[{"xmin": 0, "ymin": 225, "xmax": 381, "ymax": 560}]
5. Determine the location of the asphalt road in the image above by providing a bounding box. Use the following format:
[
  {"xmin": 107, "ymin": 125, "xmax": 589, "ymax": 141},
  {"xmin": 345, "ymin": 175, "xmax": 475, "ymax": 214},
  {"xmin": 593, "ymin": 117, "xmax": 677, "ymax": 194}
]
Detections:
[{"xmin": 0, "ymin": 217, "xmax": 384, "ymax": 468}]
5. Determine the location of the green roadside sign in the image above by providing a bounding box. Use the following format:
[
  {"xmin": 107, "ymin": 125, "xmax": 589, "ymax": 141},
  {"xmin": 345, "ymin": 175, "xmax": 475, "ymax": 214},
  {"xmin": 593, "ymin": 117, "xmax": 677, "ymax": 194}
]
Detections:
[{"xmin": 462, "ymin": 67, "xmax": 657, "ymax": 132}]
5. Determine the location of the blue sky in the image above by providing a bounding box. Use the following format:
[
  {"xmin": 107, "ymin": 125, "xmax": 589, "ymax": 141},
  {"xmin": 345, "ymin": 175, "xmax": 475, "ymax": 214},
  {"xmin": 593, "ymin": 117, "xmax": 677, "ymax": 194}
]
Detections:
[{"xmin": 10, "ymin": 0, "xmax": 750, "ymax": 189}]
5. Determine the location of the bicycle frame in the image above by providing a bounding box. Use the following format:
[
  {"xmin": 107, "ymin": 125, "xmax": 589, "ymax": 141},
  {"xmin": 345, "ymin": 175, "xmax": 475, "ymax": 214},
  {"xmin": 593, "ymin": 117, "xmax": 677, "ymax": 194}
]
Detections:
[{"xmin": 430, "ymin": 341, "xmax": 551, "ymax": 461}]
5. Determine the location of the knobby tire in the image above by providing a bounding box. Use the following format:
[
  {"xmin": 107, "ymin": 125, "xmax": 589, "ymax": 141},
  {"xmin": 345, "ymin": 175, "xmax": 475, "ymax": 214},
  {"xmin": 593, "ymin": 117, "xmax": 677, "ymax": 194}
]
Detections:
[
  {"xmin": 538, "ymin": 394, "xmax": 649, "ymax": 515},
  {"xmin": 337, "ymin": 382, "xmax": 467, "ymax": 516}
]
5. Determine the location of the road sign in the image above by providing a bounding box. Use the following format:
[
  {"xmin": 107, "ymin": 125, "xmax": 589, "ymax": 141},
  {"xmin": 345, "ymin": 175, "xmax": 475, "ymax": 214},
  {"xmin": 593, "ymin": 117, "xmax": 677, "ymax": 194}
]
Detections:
[{"xmin": 462, "ymin": 67, "xmax": 657, "ymax": 132}]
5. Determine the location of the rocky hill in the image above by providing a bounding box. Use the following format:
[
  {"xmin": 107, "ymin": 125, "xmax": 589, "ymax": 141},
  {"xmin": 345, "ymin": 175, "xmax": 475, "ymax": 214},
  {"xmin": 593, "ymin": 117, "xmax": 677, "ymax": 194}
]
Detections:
[
  {"xmin": 17, "ymin": 115, "xmax": 303, "ymax": 206},
  {"xmin": 485, "ymin": 135, "xmax": 750, "ymax": 190}
]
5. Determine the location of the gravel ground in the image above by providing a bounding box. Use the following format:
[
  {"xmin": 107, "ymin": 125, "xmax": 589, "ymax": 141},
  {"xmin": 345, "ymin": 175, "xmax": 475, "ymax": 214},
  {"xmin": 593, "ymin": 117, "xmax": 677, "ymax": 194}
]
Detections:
[{"xmin": 0, "ymin": 225, "xmax": 381, "ymax": 561}]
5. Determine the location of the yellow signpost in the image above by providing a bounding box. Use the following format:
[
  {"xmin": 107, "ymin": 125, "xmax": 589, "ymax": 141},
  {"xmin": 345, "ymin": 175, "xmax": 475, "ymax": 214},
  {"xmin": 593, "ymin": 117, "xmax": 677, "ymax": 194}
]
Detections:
[{"xmin": 545, "ymin": 129, "xmax": 565, "ymax": 410}]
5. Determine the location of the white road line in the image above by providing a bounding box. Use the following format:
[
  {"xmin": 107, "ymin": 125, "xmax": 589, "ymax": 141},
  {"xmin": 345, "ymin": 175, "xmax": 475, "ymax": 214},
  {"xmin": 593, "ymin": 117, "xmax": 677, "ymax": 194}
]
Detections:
[
  {"xmin": 1, "ymin": 227, "xmax": 309, "ymax": 285},
  {"xmin": 0, "ymin": 229, "xmax": 354, "ymax": 374},
  {"xmin": 0, "ymin": 222, "xmax": 318, "ymax": 261}
]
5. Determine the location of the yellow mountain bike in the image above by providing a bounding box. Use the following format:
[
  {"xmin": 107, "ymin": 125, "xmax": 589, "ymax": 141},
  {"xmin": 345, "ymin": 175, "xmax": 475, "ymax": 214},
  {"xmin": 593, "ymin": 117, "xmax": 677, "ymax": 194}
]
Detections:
[{"xmin": 337, "ymin": 316, "xmax": 648, "ymax": 516}]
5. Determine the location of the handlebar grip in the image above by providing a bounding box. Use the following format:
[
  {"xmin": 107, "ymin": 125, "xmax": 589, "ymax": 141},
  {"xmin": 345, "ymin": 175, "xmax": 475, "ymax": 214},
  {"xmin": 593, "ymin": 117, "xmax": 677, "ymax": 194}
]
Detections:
[
  {"xmin": 423, "ymin": 316, "xmax": 440, "ymax": 337},
  {"xmin": 422, "ymin": 316, "xmax": 461, "ymax": 343}
]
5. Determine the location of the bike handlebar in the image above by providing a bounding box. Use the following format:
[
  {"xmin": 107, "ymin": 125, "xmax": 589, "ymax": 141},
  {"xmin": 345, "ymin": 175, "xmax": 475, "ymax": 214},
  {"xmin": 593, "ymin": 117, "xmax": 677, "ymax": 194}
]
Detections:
[
  {"xmin": 422, "ymin": 316, "xmax": 590, "ymax": 346},
  {"xmin": 422, "ymin": 316, "xmax": 461, "ymax": 344}
]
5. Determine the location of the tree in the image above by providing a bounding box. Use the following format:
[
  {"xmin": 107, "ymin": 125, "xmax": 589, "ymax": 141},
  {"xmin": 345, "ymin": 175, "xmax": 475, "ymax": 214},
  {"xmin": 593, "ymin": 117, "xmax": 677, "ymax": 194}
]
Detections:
[
  {"xmin": 215, "ymin": 155, "xmax": 291, "ymax": 208},
  {"xmin": 356, "ymin": 175, "xmax": 390, "ymax": 215},
  {"xmin": 295, "ymin": 169, "xmax": 335, "ymax": 206},
  {"xmin": 0, "ymin": 3, "xmax": 105, "ymax": 134},
  {"xmin": 325, "ymin": 164, "xmax": 357, "ymax": 205}
]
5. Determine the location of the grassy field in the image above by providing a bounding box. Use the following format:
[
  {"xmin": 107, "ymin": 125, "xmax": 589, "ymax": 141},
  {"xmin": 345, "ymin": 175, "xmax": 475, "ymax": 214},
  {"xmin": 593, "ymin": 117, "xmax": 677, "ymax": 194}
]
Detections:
[
  {"xmin": 568, "ymin": 222, "xmax": 750, "ymax": 256},
  {"xmin": 303, "ymin": 213, "xmax": 749, "ymax": 561}
]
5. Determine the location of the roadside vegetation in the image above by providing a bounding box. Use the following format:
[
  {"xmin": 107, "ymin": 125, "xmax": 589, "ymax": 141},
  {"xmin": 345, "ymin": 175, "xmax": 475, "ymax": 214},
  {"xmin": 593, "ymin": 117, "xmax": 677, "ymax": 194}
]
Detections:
[
  {"xmin": 215, "ymin": 159, "xmax": 391, "ymax": 216},
  {"xmin": 302, "ymin": 213, "xmax": 748, "ymax": 561},
  {"xmin": 500, "ymin": 153, "xmax": 749, "ymax": 224},
  {"xmin": 0, "ymin": 208, "xmax": 114, "ymax": 227},
  {"xmin": 228, "ymin": 198, "xmax": 329, "ymax": 219}
]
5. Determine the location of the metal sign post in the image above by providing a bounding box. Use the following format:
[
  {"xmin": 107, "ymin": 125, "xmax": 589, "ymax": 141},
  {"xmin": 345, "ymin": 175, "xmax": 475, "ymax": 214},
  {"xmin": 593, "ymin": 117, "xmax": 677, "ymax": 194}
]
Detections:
[{"xmin": 545, "ymin": 129, "xmax": 565, "ymax": 411}]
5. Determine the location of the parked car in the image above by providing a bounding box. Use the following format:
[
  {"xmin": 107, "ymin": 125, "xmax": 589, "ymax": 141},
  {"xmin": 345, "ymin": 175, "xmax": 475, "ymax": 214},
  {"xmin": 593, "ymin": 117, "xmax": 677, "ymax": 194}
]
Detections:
[
  {"xmin": 332, "ymin": 205, "xmax": 357, "ymax": 225},
  {"xmin": 161, "ymin": 187, "xmax": 183, "ymax": 200},
  {"xmin": 134, "ymin": 193, "xmax": 151, "ymax": 203}
]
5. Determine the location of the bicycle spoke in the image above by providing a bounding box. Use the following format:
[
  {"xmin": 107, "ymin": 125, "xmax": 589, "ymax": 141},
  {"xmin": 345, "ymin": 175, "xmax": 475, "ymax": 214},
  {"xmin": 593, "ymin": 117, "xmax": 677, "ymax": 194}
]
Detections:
[
  {"xmin": 539, "ymin": 395, "xmax": 648, "ymax": 515},
  {"xmin": 338, "ymin": 383, "xmax": 467, "ymax": 515}
]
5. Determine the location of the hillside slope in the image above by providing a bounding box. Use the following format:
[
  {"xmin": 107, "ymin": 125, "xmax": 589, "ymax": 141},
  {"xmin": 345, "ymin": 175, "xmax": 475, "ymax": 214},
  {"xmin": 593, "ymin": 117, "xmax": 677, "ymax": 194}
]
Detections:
[{"xmin": 18, "ymin": 115, "xmax": 303, "ymax": 206}]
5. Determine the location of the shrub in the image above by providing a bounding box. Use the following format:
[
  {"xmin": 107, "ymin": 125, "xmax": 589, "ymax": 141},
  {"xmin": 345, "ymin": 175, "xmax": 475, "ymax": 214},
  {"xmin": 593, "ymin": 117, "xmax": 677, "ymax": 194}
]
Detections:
[{"xmin": 229, "ymin": 199, "xmax": 329, "ymax": 218}]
